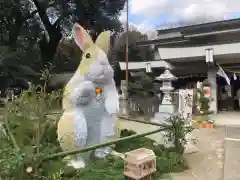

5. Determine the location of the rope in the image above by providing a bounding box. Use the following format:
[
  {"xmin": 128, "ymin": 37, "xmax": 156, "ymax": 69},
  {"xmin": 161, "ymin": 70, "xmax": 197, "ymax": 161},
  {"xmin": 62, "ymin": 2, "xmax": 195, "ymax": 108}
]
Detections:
[
  {"xmin": 217, "ymin": 64, "xmax": 240, "ymax": 74},
  {"xmin": 175, "ymin": 74, "xmax": 207, "ymax": 79},
  {"xmin": 222, "ymin": 68, "xmax": 240, "ymax": 74}
]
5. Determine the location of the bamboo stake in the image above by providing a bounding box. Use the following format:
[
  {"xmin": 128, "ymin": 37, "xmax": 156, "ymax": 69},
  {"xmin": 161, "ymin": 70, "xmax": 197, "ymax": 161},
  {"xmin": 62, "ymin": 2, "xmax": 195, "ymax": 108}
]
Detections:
[
  {"xmin": 3, "ymin": 109, "xmax": 20, "ymax": 151},
  {"xmin": 43, "ymin": 127, "xmax": 168, "ymax": 161},
  {"xmin": 3, "ymin": 122, "xmax": 19, "ymax": 150},
  {"xmin": 118, "ymin": 116, "xmax": 171, "ymax": 128}
]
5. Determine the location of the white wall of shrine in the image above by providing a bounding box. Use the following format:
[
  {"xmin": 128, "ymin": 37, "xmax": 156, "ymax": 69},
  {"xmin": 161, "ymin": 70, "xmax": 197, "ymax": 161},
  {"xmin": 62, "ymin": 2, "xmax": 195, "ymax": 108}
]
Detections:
[{"xmin": 157, "ymin": 42, "xmax": 240, "ymax": 61}]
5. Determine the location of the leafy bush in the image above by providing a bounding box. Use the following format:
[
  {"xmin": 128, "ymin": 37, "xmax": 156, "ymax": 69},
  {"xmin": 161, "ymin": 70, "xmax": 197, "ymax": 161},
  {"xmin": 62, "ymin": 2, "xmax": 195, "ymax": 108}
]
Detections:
[
  {"xmin": 164, "ymin": 114, "xmax": 193, "ymax": 154},
  {"xmin": 0, "ymin": 104, "xmax": 188, "ymax": 180},
  {"xmin": 0, "ymin": 84, "xmax": 63, "ymax": 180}
]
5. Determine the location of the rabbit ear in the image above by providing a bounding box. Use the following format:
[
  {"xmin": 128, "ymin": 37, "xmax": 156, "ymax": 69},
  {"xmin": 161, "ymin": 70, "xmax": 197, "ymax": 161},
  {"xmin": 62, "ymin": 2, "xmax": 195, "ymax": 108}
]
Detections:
[
  {"xmin": 95, "ymin": 31, "xmax": 110, "ymax": 54},
  {"xmin": 72, "ymin": 23, "xmax": 93, "ymax": 51}
]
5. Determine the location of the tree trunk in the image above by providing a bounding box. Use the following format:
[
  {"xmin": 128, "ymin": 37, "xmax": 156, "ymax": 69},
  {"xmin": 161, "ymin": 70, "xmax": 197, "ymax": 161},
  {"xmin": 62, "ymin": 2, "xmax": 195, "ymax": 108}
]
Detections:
[
  {"xmin": 32, "ymin": 0, "xmax": 62, "ymax": 66},
  {"xmin": 39, "ymin": 27, "xmax": 62, "ymax": 65}
]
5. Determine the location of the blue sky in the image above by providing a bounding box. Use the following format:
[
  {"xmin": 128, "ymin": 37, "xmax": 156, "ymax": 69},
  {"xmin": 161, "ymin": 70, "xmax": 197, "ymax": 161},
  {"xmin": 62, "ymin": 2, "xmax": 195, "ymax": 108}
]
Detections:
[{"xmin": 121, "ymin": 0, "xmax": 240, "ymax": 31}]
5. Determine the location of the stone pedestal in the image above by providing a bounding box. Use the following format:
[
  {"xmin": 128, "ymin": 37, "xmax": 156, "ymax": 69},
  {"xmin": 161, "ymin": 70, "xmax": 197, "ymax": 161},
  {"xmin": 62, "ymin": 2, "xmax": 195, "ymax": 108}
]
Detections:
[
  {"xmin": 119, "ymin": 80, "xmax": 129, "ymax": 116},
  {"xmin": 119, "ymin": 96, "xmax": 128, "ymax": 115},
  {"xmin": 151, "ymin": 68, "xmax": 177, "ymax": 124}
]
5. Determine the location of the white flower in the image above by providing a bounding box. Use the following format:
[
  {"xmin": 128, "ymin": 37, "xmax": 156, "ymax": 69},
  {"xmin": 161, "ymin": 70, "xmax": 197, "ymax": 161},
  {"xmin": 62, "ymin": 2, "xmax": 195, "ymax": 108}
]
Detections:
[{"xmin": 26, "ymin": 167, "xmax": 33, "ymax": 173}]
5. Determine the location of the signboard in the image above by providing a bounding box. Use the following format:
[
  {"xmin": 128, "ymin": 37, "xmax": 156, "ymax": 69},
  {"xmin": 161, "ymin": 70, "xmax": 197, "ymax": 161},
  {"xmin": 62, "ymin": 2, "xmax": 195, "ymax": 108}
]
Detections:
[{"xmin": 179, "ymin": 89, "xmax": 194, "ymax": 120}]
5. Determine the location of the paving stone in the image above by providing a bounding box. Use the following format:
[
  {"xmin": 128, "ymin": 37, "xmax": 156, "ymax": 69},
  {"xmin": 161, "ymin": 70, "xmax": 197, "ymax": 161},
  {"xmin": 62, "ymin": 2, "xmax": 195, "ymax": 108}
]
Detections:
[
  {"xmin": 223, "ymin": 126, "xmax": 240, "ymax": 180},
  {"xmin": 226, "ymin": 126, "xmax": 240, "ymax": 139}
]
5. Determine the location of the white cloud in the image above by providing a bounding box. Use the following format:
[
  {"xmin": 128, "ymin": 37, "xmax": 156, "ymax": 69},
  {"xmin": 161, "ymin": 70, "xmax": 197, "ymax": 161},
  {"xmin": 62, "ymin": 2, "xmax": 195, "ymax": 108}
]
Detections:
[
  {"xmin": 130, "ymin": 0, "xmax": 240, "ymax": 21},
  {"xmin": 119, "ymin": 7, "xmax": 127, "ymax": 23},
  {"xmin": 131, "ymin": 0, "xmax": 167, "ymax": 16},
  {"xmin": 120, "ymin": 22, "xmax": 158, "ymax": 40},
  {"xmin": 119, "ymin": 3, "xmax": 158, "ymax": 39},
  {"xmin": 119, "ymin": 0, "xmax": 240, "ymax": 38}
]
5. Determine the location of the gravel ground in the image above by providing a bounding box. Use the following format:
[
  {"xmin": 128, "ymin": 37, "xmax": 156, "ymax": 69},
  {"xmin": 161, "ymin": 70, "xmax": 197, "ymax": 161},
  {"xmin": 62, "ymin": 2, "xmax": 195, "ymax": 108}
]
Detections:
[{"xmin": 166, "ymin": 127, "xmax": 225, "ymax": 180}]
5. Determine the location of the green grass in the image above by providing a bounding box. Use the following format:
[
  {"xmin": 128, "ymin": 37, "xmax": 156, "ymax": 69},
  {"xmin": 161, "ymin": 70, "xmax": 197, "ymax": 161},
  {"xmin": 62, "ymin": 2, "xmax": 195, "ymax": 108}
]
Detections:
[{"xmin": 61, "ymin": 129, "xmax": 188, "ymax": 180}]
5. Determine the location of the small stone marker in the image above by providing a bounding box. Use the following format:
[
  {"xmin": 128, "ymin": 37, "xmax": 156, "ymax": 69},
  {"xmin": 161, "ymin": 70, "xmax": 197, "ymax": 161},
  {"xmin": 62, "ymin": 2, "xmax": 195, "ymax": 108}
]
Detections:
[{"xmin": 124, "ymin": 148, "xmax": 156, "ymax": 180}]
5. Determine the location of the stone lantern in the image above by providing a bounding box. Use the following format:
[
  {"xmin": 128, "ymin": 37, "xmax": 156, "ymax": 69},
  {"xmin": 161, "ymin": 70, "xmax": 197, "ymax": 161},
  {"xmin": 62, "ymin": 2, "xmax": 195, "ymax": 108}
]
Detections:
[{"xmin": 151, "ymin": 68, "xmax": 177, "ymax": 124}]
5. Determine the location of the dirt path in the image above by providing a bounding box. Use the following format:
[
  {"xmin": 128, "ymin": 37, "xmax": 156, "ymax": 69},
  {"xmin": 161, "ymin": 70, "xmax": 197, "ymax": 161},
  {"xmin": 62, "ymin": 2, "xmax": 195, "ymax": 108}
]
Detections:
[{"xmin": 169, "ymin": 127, "xmax": 225, "ymax": 180}]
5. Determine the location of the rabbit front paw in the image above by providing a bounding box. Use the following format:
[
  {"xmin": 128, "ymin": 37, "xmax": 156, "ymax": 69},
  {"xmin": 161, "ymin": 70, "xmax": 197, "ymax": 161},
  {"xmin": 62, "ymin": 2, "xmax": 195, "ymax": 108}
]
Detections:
[{"xmin": 77, "ymin": 96, "xmax": 90, "ymax": 105}]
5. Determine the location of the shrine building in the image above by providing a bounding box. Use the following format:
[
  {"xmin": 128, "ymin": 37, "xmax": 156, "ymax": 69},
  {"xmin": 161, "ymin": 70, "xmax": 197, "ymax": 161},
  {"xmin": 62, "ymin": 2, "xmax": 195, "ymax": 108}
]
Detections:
[{"xmin": 119, "ymin": 18, "xmax": 240, "ymax": 114}]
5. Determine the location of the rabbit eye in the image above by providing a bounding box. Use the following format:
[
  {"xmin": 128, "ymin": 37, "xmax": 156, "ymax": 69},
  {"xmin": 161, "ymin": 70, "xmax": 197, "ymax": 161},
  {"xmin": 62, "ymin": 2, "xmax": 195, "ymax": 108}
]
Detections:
[{"xmin": 85, "ymin": 53, "xmax": 91, "ymax": 59}]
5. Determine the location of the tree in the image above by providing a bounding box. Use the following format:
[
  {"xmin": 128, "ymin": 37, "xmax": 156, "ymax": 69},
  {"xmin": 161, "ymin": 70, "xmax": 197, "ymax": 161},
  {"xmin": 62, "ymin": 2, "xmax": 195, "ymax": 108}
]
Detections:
[
  {"xmin": 0, "ymin": 0, "xmax": 126, "ymax": 89},
  {"xmin": 0, "ymin": 0, "xmax": 126, "ymax": 65},
  {"xmin": 0, "ymin": 46, "xmax": 41, "ymax": 90},
  {"xmin": 107, "ymin": 30, "xmax": 154, "ymax": 87},
  {"xmin": 113, "ymin": 30, "xmax": 154, "ymax": 62},
  {"xmin": 128, "ymin": 72, "xmax": 156, "ymax": 96}
]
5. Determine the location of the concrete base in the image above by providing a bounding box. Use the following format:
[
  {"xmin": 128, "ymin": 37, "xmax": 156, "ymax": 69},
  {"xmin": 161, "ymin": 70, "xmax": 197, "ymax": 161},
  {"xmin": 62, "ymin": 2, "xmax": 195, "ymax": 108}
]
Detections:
[
  {"xmin": 151, "ymin": 103, "xmax": 175, "ymax": 124},
  {"xmin": 119, "ymin": 97, "xmax": 129, "ymax": 116},
  {"xmin": 151, "ymin": 112, "xmax": 171, "ymax": 124}
]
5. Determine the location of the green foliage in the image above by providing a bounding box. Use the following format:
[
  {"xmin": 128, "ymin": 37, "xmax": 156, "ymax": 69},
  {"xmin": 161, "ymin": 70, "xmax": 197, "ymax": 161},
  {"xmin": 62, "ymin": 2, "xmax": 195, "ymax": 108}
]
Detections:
[
  {"xmin": 114, "ymin": 31, "xmax": 154, "ymax": 62},
  {"xmin": 164, "ymin": 115, "xmax": 193, "ymax": 154},
  {"xmin": 128, "ymin": 72, "xmax": 157, "ymax": 97},
  {"xmin": 0, "ymin": 84, "xmax": 63, "ymax": 179},
  {"xmin": 1, "ymin": 0, "xmax": 126, "ymax": 62},
  {"xmin": 0, "ymin": 64, "xmax": 63, "ymax": 179},
  {"xmin": 0, "ymin": 0, "xmax": 126, "ymax": 88},
  {"xmin": 117, "ymin": 129, "xmax": 188, "ymax": 174},
  {"xmin": 0, "ymin": 117, "xmax": 188, "ymax": 180},
  {"xmin": 0, "ymin": 46, "xmax": 41, "ymax": 89},
  {"xmin": 197, "ymin": 88, "xmax": 210, "ymax": 113},
  {"xmin": 195, "ymin": 84, "xmax": 214, "ymax": 122},
  {"xmin": 130, "ymin": 72, "xmax": 154, "ymax": 88},
  {"xmin": 115, "ymin": 129, "xmax": 155, "ymax": 152}
]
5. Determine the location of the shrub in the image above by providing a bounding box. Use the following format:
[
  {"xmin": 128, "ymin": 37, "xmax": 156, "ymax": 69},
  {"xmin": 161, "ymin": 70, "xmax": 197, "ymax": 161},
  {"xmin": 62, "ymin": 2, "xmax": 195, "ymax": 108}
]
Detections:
[{"xmin": 164, "ymin": 114, "xmax": 193, "ymax": 154}]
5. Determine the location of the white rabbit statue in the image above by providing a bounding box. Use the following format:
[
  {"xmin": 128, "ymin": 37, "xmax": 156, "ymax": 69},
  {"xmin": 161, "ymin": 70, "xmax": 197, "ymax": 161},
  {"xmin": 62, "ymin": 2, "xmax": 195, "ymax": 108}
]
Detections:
[{"xmin": 57, "ymin": 23, "xmax": 119, "ymax": 169}]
